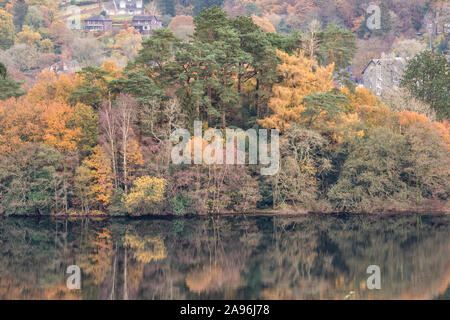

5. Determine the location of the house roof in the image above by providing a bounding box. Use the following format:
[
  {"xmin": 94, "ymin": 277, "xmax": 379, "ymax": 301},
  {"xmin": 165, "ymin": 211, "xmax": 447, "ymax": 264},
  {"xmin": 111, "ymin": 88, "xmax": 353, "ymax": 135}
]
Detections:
[
  {"xmin": 132, "ymin": 15, "xmax": 160, "ymax": 21},
  {"xmin": 85, "ymin": 14, "xmax": 112, "ymax": 21},
  {"xmin": 361, "ymin": 57, "xmax": 406, "ymax": 75},
  {"xmin": 361, "ymin": 59, "xmax": 377, "ymax": 75}
]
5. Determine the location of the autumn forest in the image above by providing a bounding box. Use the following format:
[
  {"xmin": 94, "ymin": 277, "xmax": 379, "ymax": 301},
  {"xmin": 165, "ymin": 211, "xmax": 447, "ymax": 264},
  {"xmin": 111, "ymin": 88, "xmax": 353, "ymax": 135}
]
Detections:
[{"xmin": 0, "ymin": 0, "xmax": 448, "ymax": 216}]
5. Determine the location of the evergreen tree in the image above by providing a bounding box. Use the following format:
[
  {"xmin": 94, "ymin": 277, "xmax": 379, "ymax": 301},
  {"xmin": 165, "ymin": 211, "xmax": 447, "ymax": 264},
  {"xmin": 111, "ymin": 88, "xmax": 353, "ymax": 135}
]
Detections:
[
  {"xmin": 192, "ymin": 0, "xmax": 224, "ymax": 16},
  {"xmin": 0, "ymin": 63, "xmax": 25, "ymax": 100},
  {"xmin": 13, "ymin": 0, "xmax": 28, "ymax": 32},
  {"xmin": 318, "ymin": 23, "xmax": 357, "ymax": 71},
  {"xmin": 0, "ymin": 9, "xmax": 14, "ymax": 49},
  {"xmin": 401, "ymin": 51, "xmax": 449, "ymax": 120}
]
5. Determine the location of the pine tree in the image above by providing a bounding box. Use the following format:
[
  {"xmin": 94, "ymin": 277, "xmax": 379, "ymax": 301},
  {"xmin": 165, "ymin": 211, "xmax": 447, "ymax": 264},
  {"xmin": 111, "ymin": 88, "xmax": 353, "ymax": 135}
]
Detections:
[{"xmin": 401, "ymin": 51, "xmax": 449, "ymax": 120}]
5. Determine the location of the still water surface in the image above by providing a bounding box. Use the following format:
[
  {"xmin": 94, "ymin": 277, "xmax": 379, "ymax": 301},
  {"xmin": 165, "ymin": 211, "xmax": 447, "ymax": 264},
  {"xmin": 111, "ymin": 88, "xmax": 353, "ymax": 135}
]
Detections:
[{"xmin": 0, "ymin": 214, "xmax": 448, "ymax": 300}]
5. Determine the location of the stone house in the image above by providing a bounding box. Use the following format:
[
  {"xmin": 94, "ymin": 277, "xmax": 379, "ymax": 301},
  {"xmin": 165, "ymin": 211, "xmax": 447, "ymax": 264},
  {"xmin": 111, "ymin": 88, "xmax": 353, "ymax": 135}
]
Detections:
[
  {"xmin": 84, "ymin": 15, "xmax": 113, "ymax": 32},
  {"xmin": 131, "ymin": 15, "xmax": 162, "ymax": 34},
  {"xmin": 361, "ymin": 54, "xmax": 408, "ymax": 96}
]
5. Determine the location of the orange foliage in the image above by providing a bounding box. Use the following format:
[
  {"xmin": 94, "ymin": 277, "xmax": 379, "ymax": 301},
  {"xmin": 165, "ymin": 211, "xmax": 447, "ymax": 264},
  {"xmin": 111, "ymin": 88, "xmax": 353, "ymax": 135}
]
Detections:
[
  {"xmin": 27, "ymin": 70, "xmax": 82, "ymax": 104},
  {"xmin": 397, "ymin": 110, "xmax": 431, "ymax": 128},
  {"xmin": 432, "ymin": 120, "xmax": 450, "ymax": 152},
  {"xmin": 41, "ymin": 101, "xmax": 82, "ymax": 153},
  {"xmin": 341, "ymin": 86, "xmax": 395, "ymax": 131},
  {"xmin": 0, "ymin": 97, "xmax": 42, "ymax": 155},
  {"xmin": 0, "ymin": 89, "xmax": 83, "ymax": 155}
]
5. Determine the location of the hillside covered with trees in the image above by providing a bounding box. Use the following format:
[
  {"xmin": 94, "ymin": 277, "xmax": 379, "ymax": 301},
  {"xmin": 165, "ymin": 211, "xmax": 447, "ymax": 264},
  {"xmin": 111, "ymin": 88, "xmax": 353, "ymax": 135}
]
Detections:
[{"xmin": 0, "ymin": 1, "xmax": 448, "ymax": 216}]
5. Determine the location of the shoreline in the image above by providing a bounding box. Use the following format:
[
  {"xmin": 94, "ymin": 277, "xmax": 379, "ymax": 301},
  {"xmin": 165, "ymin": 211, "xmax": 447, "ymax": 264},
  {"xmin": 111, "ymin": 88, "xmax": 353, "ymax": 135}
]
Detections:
[{"xmin": 1, "ymin": 209, "xmax": 448, "ymax": 219}]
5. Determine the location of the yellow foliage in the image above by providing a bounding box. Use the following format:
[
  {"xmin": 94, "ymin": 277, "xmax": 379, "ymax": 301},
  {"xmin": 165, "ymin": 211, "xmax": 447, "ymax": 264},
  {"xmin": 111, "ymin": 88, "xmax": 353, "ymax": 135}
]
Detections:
[
  {"xmin": 15, "ymin": 25, "xmax": 41, "ymax": 46},
  {"xmin": 341, "ymin": 86, "xmax": 395, "ymax": 131},
  {"xmin": 80, "ymin": 146, "xmax": 114, "ymax": 207},
  {"xmin": 83, "ymin": 228, "xmax": 114, "ymax": 285},
  {"xmin": 126, "ymin": 176, "xmax": 166, "ymax": 210},
  {"xmin": 358, "ymin": 104, "xmax": 394, "ymax": 129},
  {"xmin": 124, "ymin": 233, "xmax": 167, "ymax": 263},
  {"xmin": 341, "ymin": 87, "xmax": 380, "ymax": 113},
  {"xmin": 126, "ymin": 138, "xmax": 145, "ymax": 175},
  {"xmin": 259, "ymin": 50, "xmax": 334, "ymax": 132},
  {"xmin": 112, "ymin": 27, "xmax": 142, "ymax": 61},
  {"xmin": 101, "ymin": 60, "xmax": 119, "ymax": 76},
  {"xmin": 326, "ymin": 112, "xmax": 364, "ymax": 144},
  {"xmin": 261, "ymin": 288, "xmax": 293, "ymax": 300}
]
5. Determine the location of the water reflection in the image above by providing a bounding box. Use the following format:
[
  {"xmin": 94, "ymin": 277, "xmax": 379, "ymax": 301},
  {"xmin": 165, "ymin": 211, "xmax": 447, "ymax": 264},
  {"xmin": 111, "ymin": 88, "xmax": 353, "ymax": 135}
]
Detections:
[{"xmin": 0, "ymin": 215, "xmax": 448, "ymax": 300}]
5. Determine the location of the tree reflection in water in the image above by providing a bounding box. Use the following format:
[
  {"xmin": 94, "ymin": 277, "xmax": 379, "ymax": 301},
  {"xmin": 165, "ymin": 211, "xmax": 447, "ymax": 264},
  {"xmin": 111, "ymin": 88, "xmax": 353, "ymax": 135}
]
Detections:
[{"xmin": 0, "ymin": 215, "xmax": 448, "ymax": 300}]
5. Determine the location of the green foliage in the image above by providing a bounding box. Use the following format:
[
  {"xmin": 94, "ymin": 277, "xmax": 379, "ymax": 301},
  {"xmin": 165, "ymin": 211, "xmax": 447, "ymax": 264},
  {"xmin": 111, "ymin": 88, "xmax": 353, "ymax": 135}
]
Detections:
[
  {"xmin": 0, "ymin": 63, "xmax": 25, "ymax": 100},
  {"xmin": 132, "ymin": 28, "xmax": 181, "ymax": 84},
  {"xmin": 109, "ymin": 69, "xmax": 164, "ymax": 105},
  {"xmin": 24, "ymin": 6, "xmax": 44, "ymax": 30},
  {"xmin": 328, "ymin": 124, "xmax": 449, "ymax": 211},
  {"xmin": 164, "ymin": 7, "xmax": 278, "ymax": 127},
  {"xmin": 404, "ymin": 122, "xmax": 449, "ymax": 200},
  {"xmin": 169, "ymin": 194, "xmax": 193, "ymax": 215},
  {"xmin": 318, "ymin": 23, "xmax": 357, "ymax": 71},
  {"xmin": 274, "ymin": 125, "xmax": 331, "ymax": 210},
  {"xmin": 276, "ymin": 18, "xmax": 290, "ymax": 34},
  {"xmin": 302, "ymin": 91, "xmax": 348, "ymax": 128},
  {"xmin": 245, "ymin": 2, "xmax": 260, "ymax": 17},
  {"xmin": 0, "ymin": 4, "xmax": 447, "ymax": 216},
  {"xmin": 328, "ymin": 128, "xmax": 410, "ymax": 211},
  {"xmin": 0, "ymin": 144, "xmax": 62, "ymax": 215},
  {"xmin": 192, "ymin": 1, "xmax": 224, "ymax": 16},
  {"xmin": 108, "ymin": 188, "xmax": 127, "ymax": 216},
  {"xmin": 13, "ymin": 0, "xmax": 28, "ymax": 32},
  {"xmin": 70, "ymin": 67, "xmax": 110, "ymax": 108},
  {"xmin": 70, "ymin": 103, "xmax": 98, "ymax": 156},
  {"xmin": 400, "ymin": 51, "xmax": 449, "ymax": 120},
  {"xmin": 0, "ymin": 9, "xmax": 14, "ymax": 49}
]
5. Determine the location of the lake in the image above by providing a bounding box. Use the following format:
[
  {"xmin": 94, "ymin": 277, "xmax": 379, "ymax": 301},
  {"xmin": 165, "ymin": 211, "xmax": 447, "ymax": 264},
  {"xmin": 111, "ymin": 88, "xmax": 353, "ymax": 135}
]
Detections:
[{"xmin": 0, "ymin": 214, "xmax": 448, "ymax": 300}]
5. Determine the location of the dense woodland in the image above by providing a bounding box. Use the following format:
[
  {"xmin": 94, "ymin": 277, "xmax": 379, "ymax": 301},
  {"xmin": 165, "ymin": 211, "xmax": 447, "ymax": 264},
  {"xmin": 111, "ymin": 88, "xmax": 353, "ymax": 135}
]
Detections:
[{"xmin": 0, "ymin": 1, "xmax": 448, "ymax": 215}]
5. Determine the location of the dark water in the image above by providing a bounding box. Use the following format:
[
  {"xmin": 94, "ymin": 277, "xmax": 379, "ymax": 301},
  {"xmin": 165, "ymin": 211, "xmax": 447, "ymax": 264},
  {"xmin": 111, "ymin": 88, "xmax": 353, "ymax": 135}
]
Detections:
[{"xmin": 0, "ymin": 214, "xmax": 449, "ymax": 300}]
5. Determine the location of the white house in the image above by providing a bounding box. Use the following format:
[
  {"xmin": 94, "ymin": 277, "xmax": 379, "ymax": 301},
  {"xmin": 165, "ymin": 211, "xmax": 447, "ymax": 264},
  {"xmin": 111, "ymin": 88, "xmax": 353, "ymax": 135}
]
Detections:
[{"xmin": 105, "ymin": 0, "xmax": 144, "ymax": 15}]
